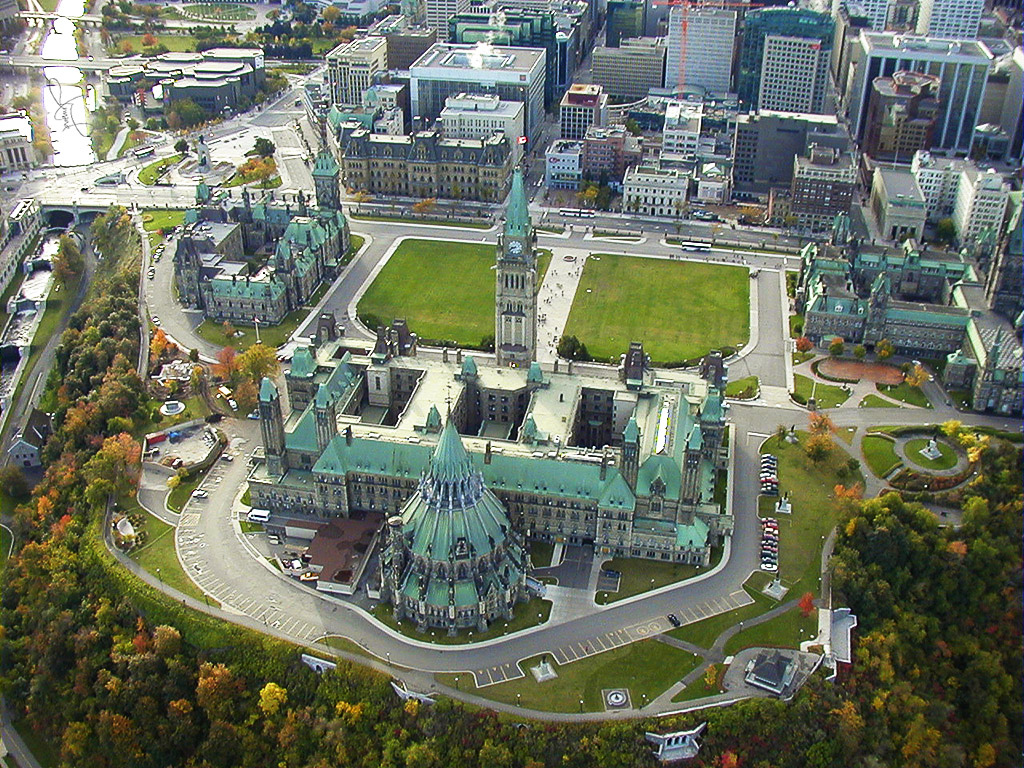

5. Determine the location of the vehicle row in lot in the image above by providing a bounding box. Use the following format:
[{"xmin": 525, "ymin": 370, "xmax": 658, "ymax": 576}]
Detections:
[
  {"xmin": 761, "ymin": 517, "xmax": 778, "ymax": 572},
  {"xmin": 760, "ymin": 453, "xmax": 779, "ymax": 496}
]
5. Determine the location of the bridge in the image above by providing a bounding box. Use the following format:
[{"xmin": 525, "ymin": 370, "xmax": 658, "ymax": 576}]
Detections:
[
  {"xmin": 0, "ymin": 53, "xmax": 139, "ymax": 72},
  {"xmin": 17, "ymin": 10, "xmax": 104, "ymax": 27}
]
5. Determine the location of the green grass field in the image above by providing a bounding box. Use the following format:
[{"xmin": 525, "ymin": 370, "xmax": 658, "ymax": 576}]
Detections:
[
  {"xmin": 357, "ymin": 239, "xmax": 551, "ymax": 348},
  {"xmin": 167, "ymin": 467, "xmax": 209, "ymax": 513},
  {"xmin": 438, "ymin": 639, "xmax": 701, "ymax": 712},
  {"xmin": 142, "ymin": 209, "xmax": 186, "ymax": 234},
  {"xmin": 139, "ymin": 154, "xmax": 182, "ymax": 185},
  {"xmin": 722, "ymin": 607, "xmax": 818, "ymax": 656},
  {"xmin": 596, "ymin": 549, "xmax": 722, "ymax": 604},
  {"xmin": 196, "ymin": 308, "xmax": 306, "ymax": 350},
  {"xmin": 904, "ymin": 437, "xmax": 958, "ymax": 471},
  {"xmin": 725, "ymin": 375, "xmax": 759, "ymax": 399},
  {"xmin": 349, "ymin": 212, "xmax": 492, "ymax": 229},
  {"xmin": 859, "ymin": 394, "xmax": 901, "ymax": 408},
  {"xmin": 792, "ymin": 374, "xmax": 850, "ymax": 409},
  {"xmin": 530, "ymin": 540, "xmax": 555, "ymax": 568},
  {"xmin": 113, "ymin": 34, "xmax": 200, "ymax": 53},
  {"xmin": 372, "ymin": 597, "xmax": 551, "ymax": 645},
  {"xmin": 129, "ymin": 510, "xmax": 208, "ymax": 603},
  {"xmin": 862, "ymin": 435, "xmax": 901, "ymax": 478},
  {"xmin": 671, "ymin": 664, "xmax": 723, "ymax": 702},
  {"xmin": 877, "ymin": 381, "xmax": 932, "ymax": 408},
  {"xmin": 562, "ymin": 255, "xmax": 748, "ymax": 365},
  {"xmin": 183, "ymin": 3, "xmax": 256, "ymax": 19}
]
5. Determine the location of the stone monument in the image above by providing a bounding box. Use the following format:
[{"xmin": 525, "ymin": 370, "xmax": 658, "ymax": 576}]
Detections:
[{"xmin": 919, "ymin": 437, "xmax": 943, "ymax": 461}]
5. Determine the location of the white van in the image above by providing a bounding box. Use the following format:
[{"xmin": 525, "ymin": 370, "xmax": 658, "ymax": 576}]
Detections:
[{"xmin": 246, "ymin": 509, "xmax": 270, "ymax": 524}]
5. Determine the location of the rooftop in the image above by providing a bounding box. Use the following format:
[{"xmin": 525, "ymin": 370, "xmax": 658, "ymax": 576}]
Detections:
[
  {"xmin": 877, "ymin": 167, "xmax": 926, "ymax": 204},
  {"xmin": 411, "ymin": 42, "xmax": 545, "ymax": 73},
  {"xmin": 861, "ymin": 32, "xmax": 994, "ymax": 62}
]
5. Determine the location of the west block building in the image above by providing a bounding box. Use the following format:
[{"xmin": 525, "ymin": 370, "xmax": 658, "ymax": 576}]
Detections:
[
  {"xmin": 248, "ymin": 174, "xmax": 734, "ymax": 578},
  {"xmin": 173, "ymin": 148, "xmax": 348, "ymax": 326}
]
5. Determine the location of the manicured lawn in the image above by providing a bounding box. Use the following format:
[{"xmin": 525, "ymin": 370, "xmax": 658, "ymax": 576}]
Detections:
[
  {"xmin": 596, "ymin": 548, "xmax": 722, "ymax": 604},
  {"xmin": 562, "ymin": 255, "xmax": 749, "ymax": 365},
  {"xmin": 322, "ymin": 635, "xmax": 375, "ymax": 660},
  {"xmin": 139, "ymin": 154, "xmax": 182, "ymax": 185},
  {"xmin": 904, "ymin": 437, "xmax": 958, "ymax": 471},
  {"xmin": 668, "ymin": 585, "xmax": 776, "ymax": 649},
  {"xmin": 195, "ymin": 308, "xmax": 307, "ymax": 350},
  {"xmin": 183, "ymin": 3, "xmax": 256, "ymax": 19},
  {"xmin": 371, "ymin": 597, "xmax": 551, "ymax": 645},
  {"xmin": 530, "ymin": 540, "xmax": 555, "ymax": 568},
  {"xmin": 438, "ymin": 640, "xmax": 701, "ymax": 712},
  {"xmin": 792, "ymin": 374, "xmax": 850, "ymax": 409},
  {"xmin": 859, "ymin": 394, "xmax": 901, "ymax": 408},
  {"xmin": 113, "ymin": 34, "xmax": 199, "ymax": 53},
  {"xmin": 671, "ymin": 664, "xmax": 723, "ymax": 702},
  {"xmin": 789, "ymin": 314, "xmax": 804, "ymax": 338},
  {"xmin": 722, "ymin": 607, "xmax": 818, "ymax": 655},
  {"xmin": 357, "ymin": 239, "xmax": 551, "ymax": 348},
  {"xmin": 837, "ymin": 427, "xmax": 857, "ymax": 445},
  {"xmin": 792, "ymin": 350, "xmax": 814, "ymax": 365},
  {"xmin": 949, "ymin": 389, "xmax": 972, "ymax": 409},
  {"xmin": 129, "ymin": 510, "xmax": 208, "ymax": 603},
  {"xmin": 342, "ymin": 233, "xmax": 364, "ymax": 266},
  {"xmin": 725, "ymin": 375, "xmax": 758, "ymax": 399},
  {"xmin": 876, "ymin": 381, "xmax": 931, "ymax": 408},
  {"xmin": 142, "ymin": 209, "xmax": 186, "ymax": 234},
  {"xmin": 862, "ymin": 435, "xmax": 902, "ymax": 478},
  {"xmin": 239, "ymin": 521, "xmax": 264, "ymax": 534}
]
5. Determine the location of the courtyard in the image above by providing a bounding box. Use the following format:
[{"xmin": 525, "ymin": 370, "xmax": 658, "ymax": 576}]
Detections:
[
  {"xmin": 561, "ymin": 254, "xmax": 749, "ymax": 365},
  {"xmin": 357, "ymin": 239, "xmax": 551, "ymax": 349}
]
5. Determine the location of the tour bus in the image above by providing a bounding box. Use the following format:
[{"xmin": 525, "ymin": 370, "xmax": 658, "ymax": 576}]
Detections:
[
  {"xmin": 133, "ymin": 146, "xmax": 155, "ymax": 159},
  {"xmin": 678, "ymin": 241, "xmax": 710, "ymax": 252},
  {"xmin": 246, "ymin": 509, "xmax": 270, "ymax": 524},
  {"xmin": 559, "ymin": 208, "xmax": 596, "ymax": 218}
]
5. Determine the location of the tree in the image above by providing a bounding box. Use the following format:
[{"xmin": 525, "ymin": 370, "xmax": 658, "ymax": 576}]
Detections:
[
  {"xmin": 804, "ymin": 432, "xmax": 833, "ymax": 463},
  {"xmin": 854, "ymin": 344, "xmax": 867, "ymax": 360},
  {"xmin": 221, "ymin": 320, "xmax": 235, "ymax": 339},
  {"xmin": 119, "ymin": 40, "xmax": 135, "ymax": 54},
  {"xmin": 828, "ymin": 337, "xmax": 845, "ymax": 357},
  {"xmin": 83, "ymin": 432, "xmax": 142, "ymax": 506},
  {"xmin": 809, "ymin": 412, "xmax": 835, "ymax": 436},
  {"xmin": 796, "ymin": 336, "xmax": 813, "ymax": 353},
  {"xmin": 213, "ymin": 346, "xmax": 238, "ymax": 381},
  {"xmin": 624, "ymin": 118, "xmax": 642, "ymax": 136},
  {"xmin": 258, "ymin": 682, "xmax": 287, "ymax": 716},
  {"xmin": 189, "ymin": 347, "xmax": 200, "ymax": 362},
  {"xmin": 875, "ymin": 338, "xmax": 894, "ymax": 360},
  {"xmin": 233, "ymin": 378, "xmax": 258, "ymax": 414},
  {"xmin": 577, "ymin": 184, "xmax": 598, "ymax": 208},
  {"xmin": 935, "ymin": 217, "xmax": 956, "ymax": 244},
  {"xmin": 174, "ymin": 138, "xmax": 189, "ymax": 155},
  {"xmin": 53, "ymin": 235, "xmax": 84, "ymax": 283},
  {"xmin": 236, "ymin": 343, "xmax": 278, "ymax": 383},
  {"xmin": 703, "ymin": 664, "xmax": 718, "ymax": 689},
  {"xmin": 905, "ymin": 364, "xmax": 928, "ymax": 388},
  {"xmin": 412, "ymin": 197, "xmax": 436, "ymax": 214},
  {"xmin": 141, "ymin": 32, "xmax": 157, "ymax": 47},
  {"xmin": 252, "ymin": 137, "xmax": 275, "ymax": 157},
  {"xmin": 321, "ymin": 5, "xmax": 341, "ymax": 23},
  {"xmin": 150, "ymin": 328, "xmax": 170, "ymax": 364},
  {"xmin": 557, "ymin": 334, "xmax": 591, "ymax": 361},
  {"xmin": 0, "ymin": 465, "xmax": 30, "ymax": 500},
  {"xmin": 799, "ymin": 591, "xmax": 815, "ymax": 618}
]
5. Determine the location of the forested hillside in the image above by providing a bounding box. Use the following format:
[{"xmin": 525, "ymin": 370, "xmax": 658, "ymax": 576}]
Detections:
[{"xmin": 0, "ymin": 207, "xmax": 1019, "ymax": 767}]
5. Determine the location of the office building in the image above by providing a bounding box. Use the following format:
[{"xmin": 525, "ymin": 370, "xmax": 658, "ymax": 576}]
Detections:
[
  {"xmin": 910, "ymin": 150, "xmax": 966, "ymax": 221},
  {"xmin": 326, "ymin": 37, "xmax": 389, "ymax": 107},
  {"xmin": 984, "ymin": 191, "xmax": 1022, "ymax": 319},
  {"xmin": 439, "ymin": 93, "xmax": 525, "ymax": 161},
  {"xmin": 545, "ymin": 140, "xmax": 583, "ymax": 189},
  {"xmin": 831, "ymin": 3, "xmax": 872, "ymax": 86},
  {"xmin": 559, "ymin": 83, "xmax": 608, "ymax": 140},
  {"xmin": 862, "ymin": 71, "xmax": 941, "ymax": 161},
  {"xmin": 367, "ymin": 15, "xmax": 437, "ymax": 69},
  {"xmin": 870, "ymin": 167, "xmax": 927, "ymax": 241},
  {"xmin": 582, "ymin": 125, "xmax": 642, "ymax": 183},
  {"xmin": 592, "ymin": 37, "xmax": 666, "ymax": 101},
  {"xmin": 732, "ymin": 110, "xmax": 850, "ymax": 197},
  {"xmin": 737, "ymin": 8, "xmax": 834, "ymax": 112},
  {"xmin": 425, "ymin": 0, "xmax": 471, "ymax": 35},
  {"xmin": 410, "ymin": 43, "xmax": 547, "ymax": 144},
  {"xmin": 952, "ymin": 166, "xmax": 1010, "ymax": 243},
  {"xmin": 976, "ymin": 47, "xmax": 1024, "ymax": 161},
  {"xmin": 665, "ymin": 6, "xmax": 737, "ymax": 95},
  {"xmin": 340, "ymin": 127, "xmax": 512, "ymax": 202},
  {"xmin": 606, "ymin": 0, "xmax": 646, "ymax": 47},
  {"xmin": 623, "ymin": 164, "xmax": 690, "ymax": 218},
  {"xmin": 916, "ymin": 0, "xmax": 983, "ymax": 40},
  {"xmin": 662, "ymin": 100, "xmax": 705, "ymax": 155},
  {"xmin": 847, "ymin": 33, "xmax": 993, "ymax": 153},
  {"xmin": 790, "ymin": 145, "xmax": 858, "ymax": 231},
  {"xmin": 0, "ymin": 112, "xmax": 33, "ymax": 172}
]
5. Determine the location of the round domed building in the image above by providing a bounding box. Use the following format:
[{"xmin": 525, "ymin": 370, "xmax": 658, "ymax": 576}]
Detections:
[{"xmin": 379, "ymin": 417, "xmax": 530, "ymax": 635}]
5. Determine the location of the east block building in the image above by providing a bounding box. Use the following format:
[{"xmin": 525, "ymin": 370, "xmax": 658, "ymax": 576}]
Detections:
[
  {"xmin": 173, "ymin": 148, "xmax": 349, "ymax": 326},
  {"xmin": 248, "ymin": 172, "xmax": 734, "ymax": 576}
]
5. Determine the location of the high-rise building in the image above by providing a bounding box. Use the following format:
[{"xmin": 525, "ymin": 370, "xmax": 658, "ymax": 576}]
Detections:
[
  {"xmin": 410, "ymin": 43, "xmax": 547, "ymax": 144},
  {"xmin": 975, "ymin": 47, "xmax": 1024, "ymax": 161},
  {"xmin": 591, "ymin": 37, "xmax": 666, "ymax": 100},
  {"xmin": 439, "ymin": 93, "xmax": 526, "ymax": 161},
  {"xmin": 425, "ymin": 0, "xmax": 471, "ymax": 34},
  {"xmin": 559, "ymin": 83, "xmax": 608, "ymax": 140},
  {"xmin": 737, "ymin": 8, "xmax": 834, "ymax": 112},
  {"xmin": 665, "ymin": 7, "xmax": 737, "ymax": 95},
  {"xmin": 832, "ymin": 4, "xmax": 873, "ymax": 95},
  {"xmin": 984, "ymin": 191, "xmax": 1022, "ymax": 319},
  {"xmin": 325, "ymin": 37, "xmax": 389, "ymax": 107},
  {"xmin": 367, "ymin": 15, "xmax": 437, "ymax": 69},
  {"xmin": 916, "ymin": 0, "xmax": 983, "ymax": 40},
  {"xmin": 910, "ymin": 149, "xmax": 966, "ymax": 221},
  {"xmin": 953, "ymin": 166, "xmax": 1010, "ymax": 243},
  {"xmin": 863, "ymin": 71, "xmax": 941, "ymax": 160},
  {"xmin": 581, "ymin": 125, "xmax": 642, "ymax": 182},
  {"xmin": 495, "ymin": 169, "xmax": 538, "ymax": 366},
  {"xmin": 789, "ymin": 144, "xmax": 859, "ymax": 230},
  {"xmin": 846, "ymin": 33, "xmax": 993, "ymax": 153},
  {"xmin": 606, "ymin": 0, "xmax": 646, "ymax": 47}
]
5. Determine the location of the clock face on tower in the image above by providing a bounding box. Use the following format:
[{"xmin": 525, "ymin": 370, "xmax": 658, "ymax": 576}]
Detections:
[{"xmin": 508, "ymin": 240, "xmax": 523, "ymax": 255}]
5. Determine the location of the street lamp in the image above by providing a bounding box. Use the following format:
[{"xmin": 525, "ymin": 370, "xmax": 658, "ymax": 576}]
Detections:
[
  {"xmin": 579, "ymin": 698, "xmax": 584, "ymax": 713},
  {"xmin": 156, "ymin": 568, "xmax": 162, "ymax": 584},
  {"xmin": 455, "ymin": 676, "xmax": 459, "ymax": 690},
  {"xmin": 386, "ymin": 652, "xmax": 391, "ymax": 667},
  {"xmin": 516, "ymin": 693, "xmax": 521, "ymax": 707}
]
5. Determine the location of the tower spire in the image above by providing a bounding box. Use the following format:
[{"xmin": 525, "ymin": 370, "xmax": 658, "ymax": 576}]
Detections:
[{"xmin": 503, "ymin": 166, "xmax": 531, "ymax": 241}]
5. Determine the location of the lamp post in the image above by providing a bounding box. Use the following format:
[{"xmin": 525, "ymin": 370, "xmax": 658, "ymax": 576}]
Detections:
[
  {"xmin": 156, "ymin": 567, "xmax": 162, "ymax": 585},
  {"xmin": 579, "ymin": 698, "xmax": 584, "ymax": 713},
  {"xmin": 516, "ymin": 693, "xmax": 521, "ymax": 707},
  {"xmin": 386, "ymin": 652, "xmax": 391, "ymax": 667},
  {"xmin": 455, "ymin": 676, "xmax": 459, "ymax": 691}
]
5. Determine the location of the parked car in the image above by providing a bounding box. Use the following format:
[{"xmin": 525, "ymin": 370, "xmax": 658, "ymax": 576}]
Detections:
[
  {"xmin": 193, "ymin": 490, "xmax": 208, "ymax": 499},
  {"xmin": 667, "ymin": 613, "xmax": 681, "ymax": 627}
]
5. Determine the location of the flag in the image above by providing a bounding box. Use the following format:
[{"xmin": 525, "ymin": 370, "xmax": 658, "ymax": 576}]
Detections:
[{"xmin": 517, "ymin": 135, "xmax": 528, "ymax": 145}]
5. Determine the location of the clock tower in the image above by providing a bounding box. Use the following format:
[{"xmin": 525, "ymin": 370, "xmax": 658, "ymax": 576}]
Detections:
[{"xmin": 495, "ymin": 168, "xmax": 538, "ymax": 366}]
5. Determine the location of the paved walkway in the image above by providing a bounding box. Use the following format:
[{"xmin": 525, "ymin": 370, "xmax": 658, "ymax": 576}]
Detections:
[
  {"xmin": 106, "ymin": 126, "xmax": 129, "ymax": 161},
  {"xmin": 535, "ymin": 247, "xmax": 588, "ymax": 364}
]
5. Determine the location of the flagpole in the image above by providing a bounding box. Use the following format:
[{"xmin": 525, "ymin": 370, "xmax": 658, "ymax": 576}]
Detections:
[{"xmin": 254, "ymin": 316, "xmax": 261, "ymax": 345}]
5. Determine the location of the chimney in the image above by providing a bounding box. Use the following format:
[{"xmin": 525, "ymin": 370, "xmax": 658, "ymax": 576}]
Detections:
[
  {"xmin": 599, "ymin": 449, "xmax": 608, "ymax": 481},
  {"xmin": 345, "ymin": 425, "xmax": 353, "ymax": 445},
  {"xmin": 484, "ymin": 441, "xmax": 492, "ymax": 464}
]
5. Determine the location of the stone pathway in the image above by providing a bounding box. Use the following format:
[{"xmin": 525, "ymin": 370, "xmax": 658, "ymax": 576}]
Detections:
[{"xmin": 535, "ymin": 247, "xmax": 588, "ymax": 364}]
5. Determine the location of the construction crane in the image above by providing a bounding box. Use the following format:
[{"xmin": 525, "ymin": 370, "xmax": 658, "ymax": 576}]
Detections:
[{"xmin": 653, "ymin": 0, "xmax": 765, "ymax": 92}]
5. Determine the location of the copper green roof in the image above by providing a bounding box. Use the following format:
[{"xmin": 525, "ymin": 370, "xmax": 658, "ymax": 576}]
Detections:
[
  {"xmin": 259, "ymin": 377, "xmax": 278, "ymax": 402},
  {"xmin": 430, "ymin": 419, "xmax": 474, "ymax": 485},
  {"xmin": 527, "ymin": 361, "xmax": 543, "ymax": 383},
  {"xmin": 624, "ymin": 417, "xmax": 640, "ymax": 443},
  {"xmin": 312, "ymin": 148, "xmax": 339, "ymax": 178},
  {"xmin": 676, "ymin": 517, "xmax": 709, "ymax": 548},
  {"xmin": 637, "ymin": 454, "xmax": 681, "ymax": 499},
  {"xmin": 503, "ymin": 167, "xmax": 530, "ymax": 240},
  {"xmin": 289, "ymin": 345, "xmax": 316, "ymax": 378},
  {"xmin": 426, "ymin": 404, "xmax": 442, "ymax": 431},
  {"xmin": 461, "ymin": 355, "xmax": 477, "ymax": 377}
]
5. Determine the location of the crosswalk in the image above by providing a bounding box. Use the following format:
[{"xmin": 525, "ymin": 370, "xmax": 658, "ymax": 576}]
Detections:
[{"xmin": 469, "ymin": 589, "xmax": 754, "ymax": 688}]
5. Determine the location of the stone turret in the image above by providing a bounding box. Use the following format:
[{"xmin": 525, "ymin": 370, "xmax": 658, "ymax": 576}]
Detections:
[{"xmin": 259, "ymin": 377, "xmax": 287, "ymax": 476}]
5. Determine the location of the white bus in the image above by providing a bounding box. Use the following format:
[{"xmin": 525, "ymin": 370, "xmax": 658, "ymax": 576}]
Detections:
[
  {"xmin": 678, "ymin": 241, "xmax": 710, "ymax": 252},
  {"xmin": 246, "ymin": 509, "xmax": 270, "ymax": 524},
  {"xmin": 133, "ymin": 146, "xmax": 155, "ymax": 159},
  {"xmin": 559, "ymin": 207, "xmax": 596, "ymax": 218}
]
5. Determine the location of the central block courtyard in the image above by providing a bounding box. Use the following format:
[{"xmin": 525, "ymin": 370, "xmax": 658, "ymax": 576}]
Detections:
[
  {"xmin": 357, "ymin": 239, "xmax": 551, "ymax": 348},
  {"xmin": 563, "ymin": 254, "xmax": 749, "ymax": 365}
]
